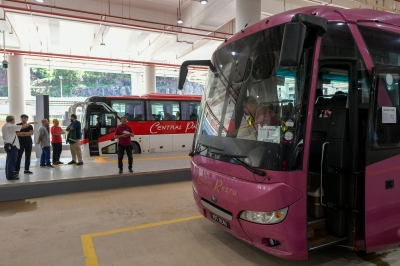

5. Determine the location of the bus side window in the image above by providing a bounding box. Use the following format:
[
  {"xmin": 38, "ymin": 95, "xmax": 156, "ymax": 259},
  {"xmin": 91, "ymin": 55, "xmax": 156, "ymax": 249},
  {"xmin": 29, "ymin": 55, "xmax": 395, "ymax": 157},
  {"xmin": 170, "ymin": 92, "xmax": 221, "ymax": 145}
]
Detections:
[
  {"xmin": 375, "ymin": 107, "xmax": 400, "ymax": 146},
  {"xmin": 374, "ymin": 73, "xmax": 400, "ymax": 148},
  {"xmin": 162, "ymin": 102, "xmax": 179, "ymax": 120},
  {"xmin": 147, "ymin": 101, "xmax": 163, "ymax": 121},
  {"xmin": 112, "ymin": 100, "xmax": 144, "ymax": 121},
  {"xmin": 181, "ymin": 101, "xmax": 200, "ymax": 120}
]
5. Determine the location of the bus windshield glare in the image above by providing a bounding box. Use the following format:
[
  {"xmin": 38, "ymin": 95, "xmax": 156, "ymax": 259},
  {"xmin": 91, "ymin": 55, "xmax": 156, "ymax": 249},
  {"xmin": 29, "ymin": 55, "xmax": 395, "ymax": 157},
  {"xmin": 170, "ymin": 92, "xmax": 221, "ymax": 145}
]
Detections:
[{"xmin": 195, "ymin": 24, "xmax": 311, "ymax": 171}]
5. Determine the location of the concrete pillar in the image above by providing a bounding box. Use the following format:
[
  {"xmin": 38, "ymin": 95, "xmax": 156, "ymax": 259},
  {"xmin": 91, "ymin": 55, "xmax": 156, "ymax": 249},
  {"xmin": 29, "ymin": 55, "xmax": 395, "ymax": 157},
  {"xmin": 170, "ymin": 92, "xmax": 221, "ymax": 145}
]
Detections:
[
  {"xmin": 131, "ymin": 72, "xmax": 143, "ymax": 96},
  {"xmin": 7, "ymin": 55, "xmax": 27, "ymax": 116},
  {"xmin": 144, "ymin": 65, "xmax": 156, "ymax": 94},
  {"xmin": 23, "ymin": 64, "xmax": 30, "ymax": 97},
  {"xmin": 236, "ymin": 0, "xmax": 261, "ymax": 33}
]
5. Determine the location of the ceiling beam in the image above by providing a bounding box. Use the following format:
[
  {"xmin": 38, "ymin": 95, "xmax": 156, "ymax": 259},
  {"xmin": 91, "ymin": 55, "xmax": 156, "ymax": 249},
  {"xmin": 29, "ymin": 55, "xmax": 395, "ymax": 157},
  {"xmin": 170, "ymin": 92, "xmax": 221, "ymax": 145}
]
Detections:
[
  {"xmin": 48, "ymin": 18, "xmax": 60, "ymax": 46},
  {"xmin": 125, "ymin": 31, "xmax": 150, "ymax": 53},
  {"xmin": 150, "ymin": 35, "xmax": 178, "ymax": 61},
  {"xmin": 1, "ymin": 1, "xmax": 232, "ymax": 40},
  {"xmin": 4, "ymin": 48, "xmax": 209, "ymax": 70}
]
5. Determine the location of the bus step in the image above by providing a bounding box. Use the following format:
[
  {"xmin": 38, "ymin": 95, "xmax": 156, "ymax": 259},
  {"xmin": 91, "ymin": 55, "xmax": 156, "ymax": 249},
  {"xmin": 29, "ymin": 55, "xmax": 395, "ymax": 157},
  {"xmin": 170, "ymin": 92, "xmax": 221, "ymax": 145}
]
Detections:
[
  {"xmin": 90, "ymin": 152, "xmax": 100, "ymax": 156},
  {"xmin": 307, "ymin": 218, "xmax": 325, "ymax": 238},
  {"xmin": 307, "ymin": 218, "xmax": 325, "ymax": 225},
  {"xmin": 89, "ymin": 142, "xmax": 98, "ymax": 147},
  {"xmin": 308, "ymin": 236, "xmax": 347, "ymax": 251}
]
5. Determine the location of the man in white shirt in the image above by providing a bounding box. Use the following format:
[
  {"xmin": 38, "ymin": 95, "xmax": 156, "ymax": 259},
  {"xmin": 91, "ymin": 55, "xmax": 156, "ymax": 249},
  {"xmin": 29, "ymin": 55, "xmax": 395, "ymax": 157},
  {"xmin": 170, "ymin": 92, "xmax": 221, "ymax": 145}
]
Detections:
[{"xmin": 2, "ymin": 115, "xmax": 37, "ymax": 180}]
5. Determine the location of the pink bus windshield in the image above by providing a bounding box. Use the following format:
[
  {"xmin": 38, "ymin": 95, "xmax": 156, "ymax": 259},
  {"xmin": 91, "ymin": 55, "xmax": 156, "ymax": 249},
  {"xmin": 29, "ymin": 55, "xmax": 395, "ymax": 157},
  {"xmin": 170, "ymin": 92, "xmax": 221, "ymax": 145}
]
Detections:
[{"xmin": 194, "ymin": 24, "xmax": 312, "ymax": 172}]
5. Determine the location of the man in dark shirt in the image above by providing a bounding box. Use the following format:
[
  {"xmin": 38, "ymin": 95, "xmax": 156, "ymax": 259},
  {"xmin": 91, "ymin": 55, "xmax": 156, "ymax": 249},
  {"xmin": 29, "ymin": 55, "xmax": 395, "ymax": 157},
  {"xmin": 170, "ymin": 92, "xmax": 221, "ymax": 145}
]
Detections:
[
  {"xmin": 115, "ymin": 116, "xmax": 134, "ymax": 174},
  {"xmin": 95, "ymin": 116, "xmax": 102, "ymax": 139},
  {"xmin": 15, "ymin": 114, "xmax": 34, "ymax": 175},
  {"xmin": 66, "ymin": 114, "xmax": 83, "ymax": 165}
]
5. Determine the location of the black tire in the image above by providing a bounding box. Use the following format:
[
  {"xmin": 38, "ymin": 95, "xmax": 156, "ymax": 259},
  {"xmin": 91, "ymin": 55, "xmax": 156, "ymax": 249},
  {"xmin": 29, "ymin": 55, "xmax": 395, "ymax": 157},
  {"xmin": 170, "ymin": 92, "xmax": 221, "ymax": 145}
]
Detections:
[{"xmin": 131, "ymin": 142, "xmax": 140, "ymax": 154}]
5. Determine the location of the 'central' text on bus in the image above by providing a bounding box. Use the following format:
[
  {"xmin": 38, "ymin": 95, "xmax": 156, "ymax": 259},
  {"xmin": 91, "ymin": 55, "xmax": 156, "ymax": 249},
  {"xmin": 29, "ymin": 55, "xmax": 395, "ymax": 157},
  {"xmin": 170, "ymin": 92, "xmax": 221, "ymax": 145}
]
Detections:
[{"xmin": 150, "ymin": 121, "xmax": 196, "ymax": 134}]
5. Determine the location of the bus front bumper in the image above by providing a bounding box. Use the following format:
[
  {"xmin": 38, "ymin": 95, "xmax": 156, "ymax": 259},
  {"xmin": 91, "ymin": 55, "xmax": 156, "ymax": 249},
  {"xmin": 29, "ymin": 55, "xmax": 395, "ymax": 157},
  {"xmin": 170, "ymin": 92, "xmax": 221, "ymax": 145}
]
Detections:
[{"xmin": 191, "ymin": 162, "xmax": 308, "ymax": 260}]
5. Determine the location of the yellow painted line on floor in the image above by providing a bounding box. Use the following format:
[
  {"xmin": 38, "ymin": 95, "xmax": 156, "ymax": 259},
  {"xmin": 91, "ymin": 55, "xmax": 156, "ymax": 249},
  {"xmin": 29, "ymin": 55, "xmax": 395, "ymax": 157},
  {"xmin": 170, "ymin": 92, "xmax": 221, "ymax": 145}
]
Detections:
[
  {"xmin": 86, "ymin": 156, "xmax": 109, "ymax": 161},
  {"xmin": 81, "ymin": 234, "xmax": 99, "ymax": 266},
  {"xmin": 134, "ymin": 155, "xmax": 189, "ymax": 161},
  {"xmin": 94, "ymin": 157, "xmax": 107, "ymax": 163},
  {"xmin": 91, "ymin": 215, "xmax": 203, "ymax": 237},
  {"xmin": 81, "ymin": 215, "xmax": 203, "ymax": 266},
  {"xmin": 104, "ymin": 156, "xmax": 190, "ymax": 164}
]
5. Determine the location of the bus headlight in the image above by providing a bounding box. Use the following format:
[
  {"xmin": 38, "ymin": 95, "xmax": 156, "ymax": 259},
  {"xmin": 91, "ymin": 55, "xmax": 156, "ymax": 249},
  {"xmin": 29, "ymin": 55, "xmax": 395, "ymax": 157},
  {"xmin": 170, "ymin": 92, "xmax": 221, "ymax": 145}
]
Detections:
[
  {"xmin": 192, "ymin": 184, "xmax": 199, "ymax": 195},
  {"xmin": 240, "ymin": 207, "xmax": 288, "ymax": 224}
]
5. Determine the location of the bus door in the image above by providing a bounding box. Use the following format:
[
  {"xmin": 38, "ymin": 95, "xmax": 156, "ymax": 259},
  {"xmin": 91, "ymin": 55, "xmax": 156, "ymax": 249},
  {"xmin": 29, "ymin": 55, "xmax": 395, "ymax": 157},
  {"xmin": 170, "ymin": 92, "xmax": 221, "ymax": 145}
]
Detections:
[
  {"xmin": 364, "ymin": 67, "xmax": 400, "ymax": 252},
  {"xmin": 97, "ymin": 111, "xmax": 118, "ymax": 155},
  {"xmin": 86, "ymin": 104, "xmax": 118, "ymax": 156},
  {"xmin": 307, "ymin": 61, "xmax": 359, "ymax": 250}
]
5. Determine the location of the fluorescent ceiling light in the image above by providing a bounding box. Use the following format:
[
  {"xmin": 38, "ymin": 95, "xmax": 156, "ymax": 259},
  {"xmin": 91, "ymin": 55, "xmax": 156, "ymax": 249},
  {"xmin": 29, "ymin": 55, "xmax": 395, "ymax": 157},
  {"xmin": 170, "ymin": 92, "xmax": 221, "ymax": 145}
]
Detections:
[
  {"xmin": 36, "ymin": 0, "xmax": 45, "ymax": 2},
  {"xmin": 200, "ymin": 0, "xmax": 208, "ymax": 4}
]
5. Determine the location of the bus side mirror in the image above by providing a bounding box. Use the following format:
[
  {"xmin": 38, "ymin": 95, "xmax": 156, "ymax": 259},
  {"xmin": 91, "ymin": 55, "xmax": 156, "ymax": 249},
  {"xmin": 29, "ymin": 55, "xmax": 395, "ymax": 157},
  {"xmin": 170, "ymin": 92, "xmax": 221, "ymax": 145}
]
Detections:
[
  {"xmin": 178, "ymin": 60, "xmax": 215, "ymax": 90},
  {"xmin": 279, "ymin": 13, "xmax": 327, "ymax": 68},
  {"xmin": 279, "ymin": 22, "xmax": 306, "ymax": 67}
]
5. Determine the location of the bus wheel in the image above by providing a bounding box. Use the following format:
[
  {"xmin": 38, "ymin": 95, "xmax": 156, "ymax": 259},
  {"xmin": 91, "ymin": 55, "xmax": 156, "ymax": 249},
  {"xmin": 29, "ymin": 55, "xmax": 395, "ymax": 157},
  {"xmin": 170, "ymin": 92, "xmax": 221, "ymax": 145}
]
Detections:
[{"xmin": 131, "ymin": 142, "xmax": 140, "ymax": 154}]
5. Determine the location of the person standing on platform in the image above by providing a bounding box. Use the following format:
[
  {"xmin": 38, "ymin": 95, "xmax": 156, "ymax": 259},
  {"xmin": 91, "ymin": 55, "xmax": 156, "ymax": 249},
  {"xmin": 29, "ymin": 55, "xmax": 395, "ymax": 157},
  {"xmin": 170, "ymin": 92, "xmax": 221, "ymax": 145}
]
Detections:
[
  {"xmin": 15, "ymin": 114, "xmax": 34, "ymax": 175},
  {"xmin": 115, "ymin": 116, "xmax": 134, "ymax": 174},
  {"xmin": 95, "ymin": 116, "xmax": 102, "ymax": 140},
  {"xmin": 36, "ymin": 119, "xmax": 53, "ymax": 168},
  {"xmin": 66, "ymin": 114, "xmax": 83, "ymax": 165},
  {"xmin": 51, "ymin": 119, "xmax": 65, "ymax": 165},
  {"xmin": 2, "ymin": 115, "xmax": 37, "ymax": 180}
]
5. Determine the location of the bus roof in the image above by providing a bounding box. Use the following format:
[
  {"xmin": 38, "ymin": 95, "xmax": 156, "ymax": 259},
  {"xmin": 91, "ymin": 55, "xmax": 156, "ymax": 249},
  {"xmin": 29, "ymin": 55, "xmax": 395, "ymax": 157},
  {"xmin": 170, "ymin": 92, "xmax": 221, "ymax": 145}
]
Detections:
[
  {"xmin": 221, "ymin": 6, "xmax": 400, "ymax": 50},
  {"xmin": 87, "ymin": 94, "xmax": 201, "ymax": 102}
]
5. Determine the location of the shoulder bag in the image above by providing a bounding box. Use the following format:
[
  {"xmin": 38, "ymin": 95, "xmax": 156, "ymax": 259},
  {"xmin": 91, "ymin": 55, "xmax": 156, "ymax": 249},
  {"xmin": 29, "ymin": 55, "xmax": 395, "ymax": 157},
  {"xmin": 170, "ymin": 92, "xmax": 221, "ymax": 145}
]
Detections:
[{"xmin": 4, "ymin": 135, "xmax": 16, "ymax": 152}]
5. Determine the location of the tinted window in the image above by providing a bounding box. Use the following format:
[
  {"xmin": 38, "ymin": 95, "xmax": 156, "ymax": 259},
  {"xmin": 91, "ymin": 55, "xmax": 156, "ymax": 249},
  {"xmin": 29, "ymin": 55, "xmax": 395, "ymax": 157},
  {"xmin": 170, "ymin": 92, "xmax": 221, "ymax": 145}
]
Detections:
[
  {"xmin": 146, "ymin": 101, "xmax": 179, "ymax": 121},
  {"xmin": 180, "ymin": 101, "xmax": 200, "ymax": 120},
  {"xmin": 359, "ymin": 26, "xmax": 400, "ymax": 66},
  {"xmin": 111, "ymin": 100, "xmax": 144, "ymax": 121},
  {"xmin": 321, "ymin": 23, "xmax": 357, "ymax": 58},
  {"xmin": 373, "ymin": 72, "xmax": 400, "ymax": 148},
  {"xmin": 321, "ymin": 23, "xmax": 370, "ymax": 104}
]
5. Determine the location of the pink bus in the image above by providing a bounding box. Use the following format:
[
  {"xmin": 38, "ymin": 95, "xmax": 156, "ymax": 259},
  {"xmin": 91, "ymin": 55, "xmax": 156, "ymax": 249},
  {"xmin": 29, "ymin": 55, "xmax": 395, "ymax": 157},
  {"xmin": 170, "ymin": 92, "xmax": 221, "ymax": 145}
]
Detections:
[{"xmin": 178, "ymin": 6, "xmax": 400, "ymax": 260}]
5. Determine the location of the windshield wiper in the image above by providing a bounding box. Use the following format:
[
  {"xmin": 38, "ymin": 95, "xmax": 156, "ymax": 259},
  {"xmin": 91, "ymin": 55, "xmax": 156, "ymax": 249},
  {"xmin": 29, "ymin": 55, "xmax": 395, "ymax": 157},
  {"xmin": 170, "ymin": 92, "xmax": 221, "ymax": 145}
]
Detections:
[
  {"xmin": 189, "ymin": 143, "xmax": 223, "ymax": 157},
  {"xmin": 211, "ymin": 151, "xmax": 266, "ymax": 176}
]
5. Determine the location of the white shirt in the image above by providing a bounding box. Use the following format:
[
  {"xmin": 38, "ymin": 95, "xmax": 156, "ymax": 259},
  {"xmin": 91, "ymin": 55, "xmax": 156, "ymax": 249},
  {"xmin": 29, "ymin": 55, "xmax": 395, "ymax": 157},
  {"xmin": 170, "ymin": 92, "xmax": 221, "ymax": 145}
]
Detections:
[{"xmin": 2, "ymin": 123, "xmax": 22, "ymax": 149}]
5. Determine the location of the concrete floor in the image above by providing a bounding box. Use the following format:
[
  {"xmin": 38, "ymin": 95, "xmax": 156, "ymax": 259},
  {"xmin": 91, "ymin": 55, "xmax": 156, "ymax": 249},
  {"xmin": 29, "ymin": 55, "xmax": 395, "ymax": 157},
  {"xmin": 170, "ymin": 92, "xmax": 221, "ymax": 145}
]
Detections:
[
  {"xmin": 0, "ymin": 181, "xmax": 399, "ymax": 266},
  {"xmin": 0, "ymin": 151, "xmax": 190, "ymax": 186}
]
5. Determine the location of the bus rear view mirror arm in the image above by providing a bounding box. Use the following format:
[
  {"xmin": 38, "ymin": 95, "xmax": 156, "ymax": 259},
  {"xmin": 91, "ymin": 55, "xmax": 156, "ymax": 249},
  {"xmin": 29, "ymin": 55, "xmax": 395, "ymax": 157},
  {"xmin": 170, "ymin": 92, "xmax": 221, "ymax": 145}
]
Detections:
[{"xmin": 178, "ymin": 60, "xmax": 216, "ymax": 90}]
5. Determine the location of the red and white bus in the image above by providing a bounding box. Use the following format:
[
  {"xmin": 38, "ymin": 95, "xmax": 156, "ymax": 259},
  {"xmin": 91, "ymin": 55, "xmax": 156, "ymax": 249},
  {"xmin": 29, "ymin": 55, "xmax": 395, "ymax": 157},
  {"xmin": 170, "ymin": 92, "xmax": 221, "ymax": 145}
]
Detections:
[
  {"xmin": 179, "ymin": 6, "xmax": 400, "ymax": 260},
  {"xmin": 69, "ymin": 94, "xmax": 201, "ymax": 157}
]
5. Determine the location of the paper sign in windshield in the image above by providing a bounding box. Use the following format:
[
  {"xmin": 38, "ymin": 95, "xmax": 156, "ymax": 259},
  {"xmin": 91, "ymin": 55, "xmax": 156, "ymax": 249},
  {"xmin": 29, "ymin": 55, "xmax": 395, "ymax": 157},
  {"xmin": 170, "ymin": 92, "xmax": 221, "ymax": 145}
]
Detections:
[
  {"xmin": 258, "ymin": 125, "xmax": 280, "ymax": 144},
  {"xmin": 382, "ymin": 107, "xmax": 396, "ymax": 123}
]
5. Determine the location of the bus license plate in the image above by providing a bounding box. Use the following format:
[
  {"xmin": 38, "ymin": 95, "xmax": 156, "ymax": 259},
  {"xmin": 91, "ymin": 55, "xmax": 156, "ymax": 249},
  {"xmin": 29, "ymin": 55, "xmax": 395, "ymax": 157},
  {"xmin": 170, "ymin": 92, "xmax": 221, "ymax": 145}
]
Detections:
[{"xmin": 210, "ymin": 213, "xmax": 230, "ymax": 229}]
